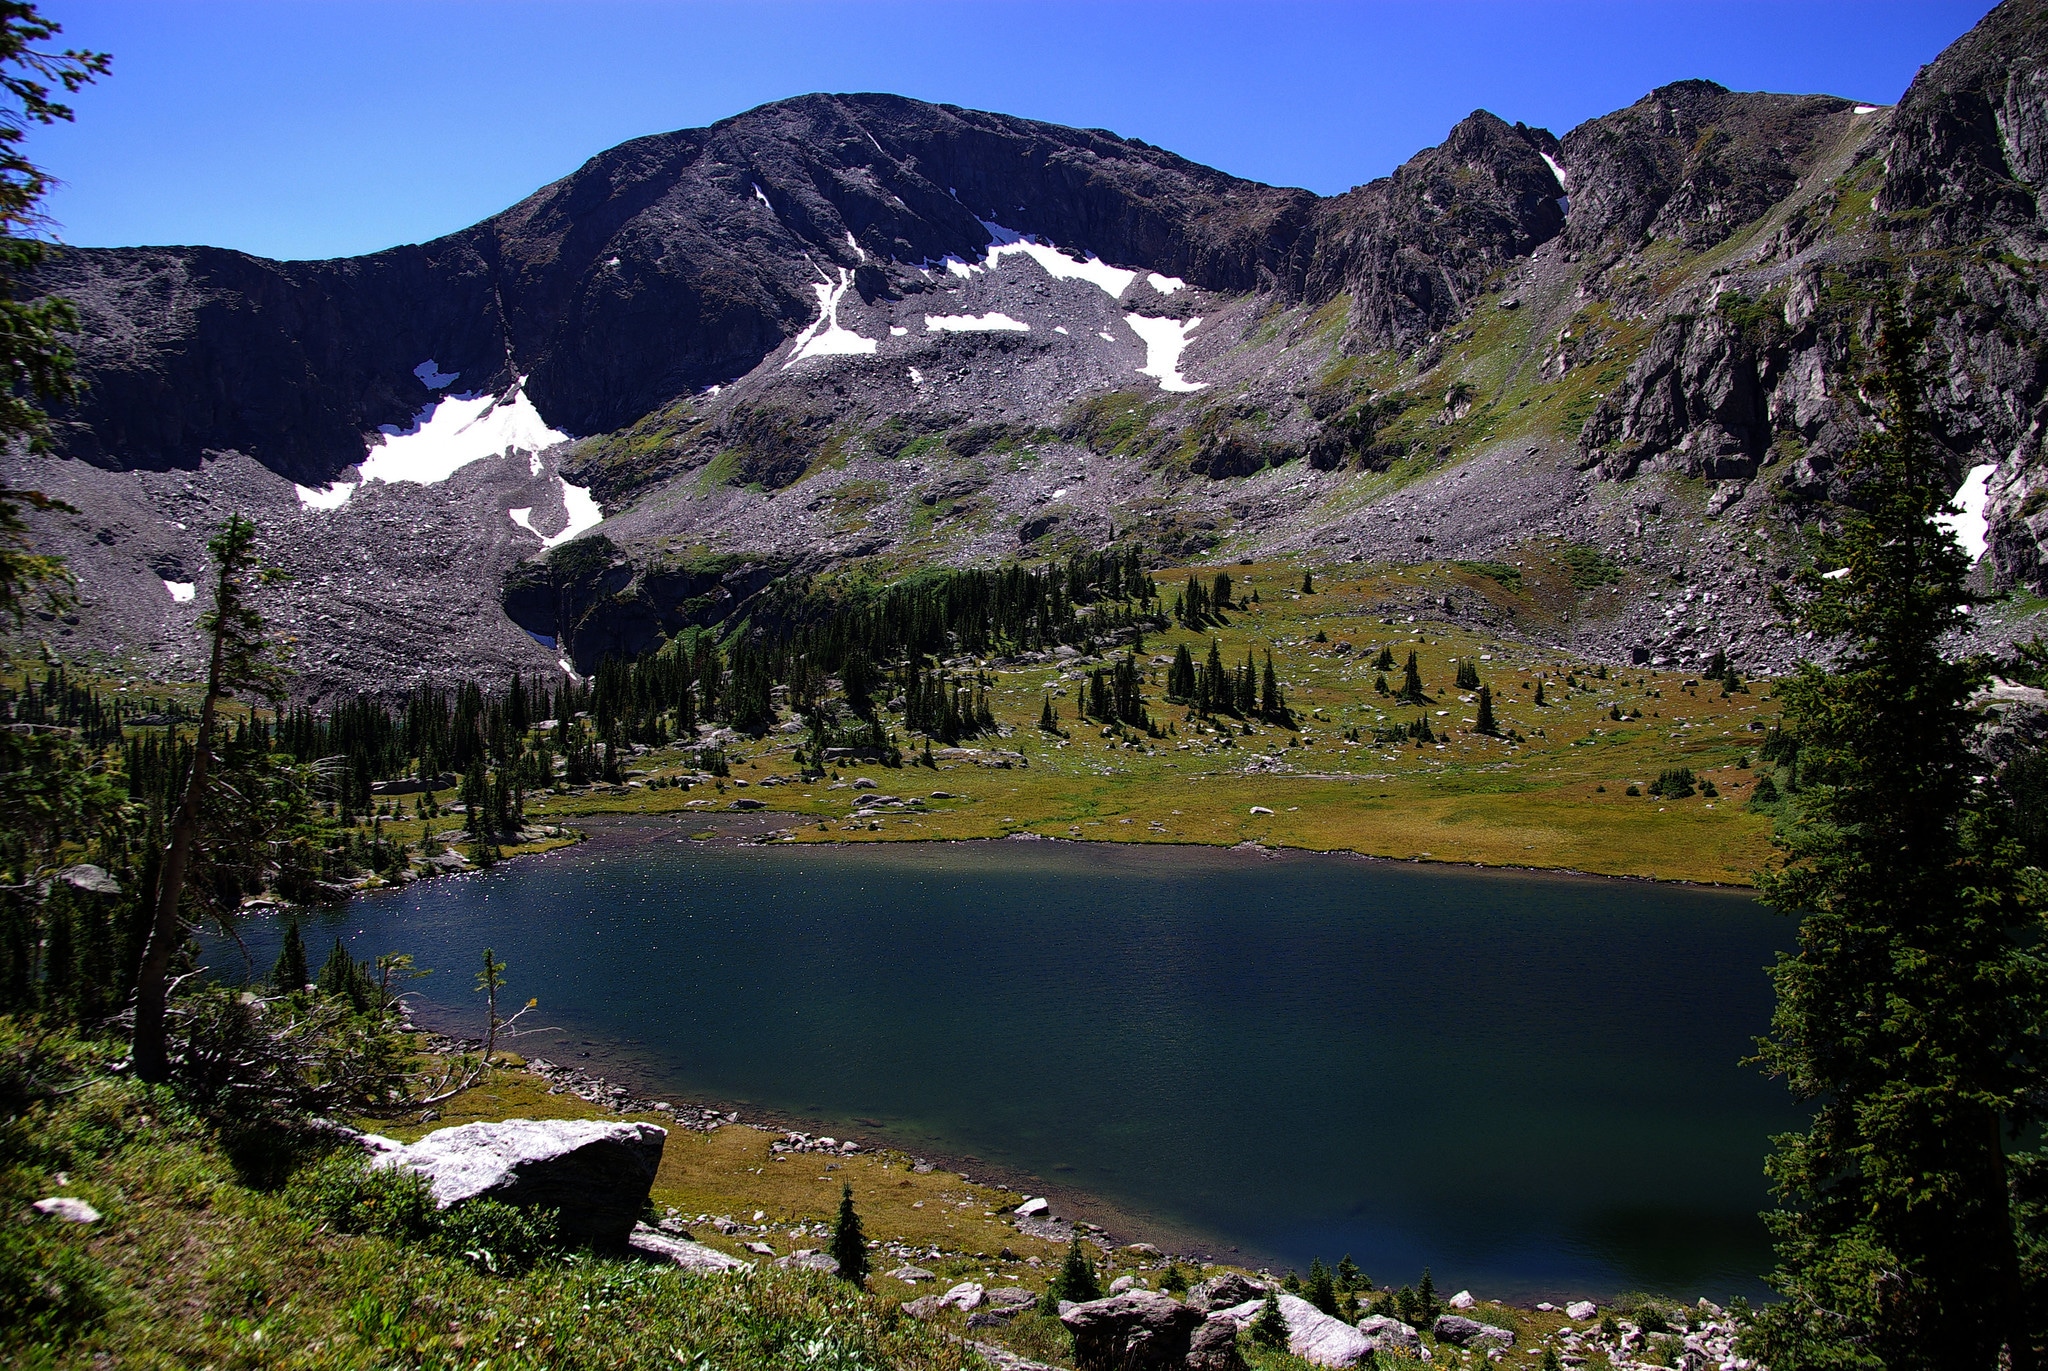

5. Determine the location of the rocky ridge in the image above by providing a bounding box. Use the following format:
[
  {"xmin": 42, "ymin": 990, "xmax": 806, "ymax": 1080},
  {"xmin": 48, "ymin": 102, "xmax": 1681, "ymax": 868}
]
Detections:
[{"xmin": 8, "ymin": 2, "xmax": 2047, "ymax": 695}]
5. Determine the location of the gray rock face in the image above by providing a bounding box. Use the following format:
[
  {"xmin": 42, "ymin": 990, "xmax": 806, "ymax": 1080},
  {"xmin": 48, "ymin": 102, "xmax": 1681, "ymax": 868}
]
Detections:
[
  {"xmin": 1433, "ymin": 1313, "xmax": 1516, "ymax": 1348},
  {"xmin": 371, "ymin": 1117, "xmax": 665, "ymax": 1248},
  {"xmin": 1059, "ymin": 1290, "xmax": 1206, "ymax": 1371},
  {"xmin": 1186, "ymin": 1271, "xmax": 1269, "ymax": 1312},
  {"xmin": 1183, "ymin": 1314, "xmax": 1248, "ymax": 1371}
]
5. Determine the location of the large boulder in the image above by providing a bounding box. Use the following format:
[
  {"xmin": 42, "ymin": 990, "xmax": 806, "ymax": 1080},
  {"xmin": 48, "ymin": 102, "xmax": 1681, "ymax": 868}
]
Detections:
[
  {"xmin": 1355, "ymin": 1314, "xmax": 1423, "ymax": 1355},
  {"xmin": 1059, "ymin": 1290, "xmax": 1206, "ymax": 1371},
  {"xmin": 1187, "ymin": 1272, "xmax": 1270, "ymax": 1312},
  {"xmin": 1184, "ymin": 1314, "xmax": 1248, "ymax": 1371},
  {"xmin": 371, "ymin": 1117, "xmax": 666, "ymax": 1247},
  {"xmin": 1274, "ymin": 1293, "xmax": 1379, "ymax": 1368},
  {"xmin": 1433, "ymin": 1313, "xmax": 1515, "ymax": 1348}
]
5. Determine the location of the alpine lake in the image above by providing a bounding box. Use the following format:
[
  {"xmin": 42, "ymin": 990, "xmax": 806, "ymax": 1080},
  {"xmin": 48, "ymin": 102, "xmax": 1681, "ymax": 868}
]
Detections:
[{"xmin": 219, "ymin": 819, "xmax": 1799, "ymax": 1303}]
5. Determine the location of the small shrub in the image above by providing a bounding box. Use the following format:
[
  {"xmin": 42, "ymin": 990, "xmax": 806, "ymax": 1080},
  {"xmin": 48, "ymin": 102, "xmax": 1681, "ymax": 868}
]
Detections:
[
  {"xmin": 436, "ymin": 1197, "xmax": 563, "ymax": 1275},
  {"xmin": 1647, "ymin": 767, "xmax": 1697, "ymax": 798},
  {"xmin": 1625, "ymin": 783, "xmax": 1641, "ymax": 797},
  {"xmin": 1250, "ymin": 1293, "xmax": 1289, "ymax": 1347},
  {"xmin": 287, "ymin": 1151, "xmax": 438, "ymax": 1242}
]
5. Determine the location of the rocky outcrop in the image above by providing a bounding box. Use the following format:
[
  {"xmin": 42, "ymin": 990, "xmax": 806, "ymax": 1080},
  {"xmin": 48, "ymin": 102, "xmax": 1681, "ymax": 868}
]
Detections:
[
  {"xmin": 1060, "ymin": 1290, "xmax": 1207, "ymax": 1371},
  {"xmin": 1576, "ymin": 310, "xmax": 1771, "ymax": 482},
  {"xmin": 626, "ymin": 1221, "xmax": 750, "ymax": 1271},
  {"xmin": 1209, "ymin": 1295, "xmax": 1379, "ymax": 1369},
  {"xmin": 499, "ymin": 538, "xmax": 791, "ymax": 670},
  {"xmin": 1294, "ymin": 111, "xmax": 1564, "ymax": 354},
  {"xmin": 370, "ymin": 1117, "xmax": 666, "ymax": 1247},
  {"xmin": 1186, "ymin": 1272, "xmax": 1269, "ymax": 1313},
  {"xmin": 1433, "ymin": 1313, "xmax": 1516, "ymax": 1348}
]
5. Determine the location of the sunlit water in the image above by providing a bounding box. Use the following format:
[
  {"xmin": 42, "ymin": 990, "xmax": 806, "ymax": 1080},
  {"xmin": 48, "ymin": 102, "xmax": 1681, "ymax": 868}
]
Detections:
[{"xmin": 215, "ymin": 822, "xmax": 1796, "ymax": 1301}]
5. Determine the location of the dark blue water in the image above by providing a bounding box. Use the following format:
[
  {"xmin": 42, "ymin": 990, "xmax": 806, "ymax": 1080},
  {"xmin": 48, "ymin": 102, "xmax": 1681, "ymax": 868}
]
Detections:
[{"xmin": 217, "ymin": 822, "xmax": 1797, "ymax": 1301}]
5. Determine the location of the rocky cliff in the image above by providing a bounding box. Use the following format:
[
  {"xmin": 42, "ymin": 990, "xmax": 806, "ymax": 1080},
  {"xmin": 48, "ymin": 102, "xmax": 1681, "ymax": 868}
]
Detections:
[{"xmin": 10, "ymin": 1, "xmax": 2047, "ymax": 694}]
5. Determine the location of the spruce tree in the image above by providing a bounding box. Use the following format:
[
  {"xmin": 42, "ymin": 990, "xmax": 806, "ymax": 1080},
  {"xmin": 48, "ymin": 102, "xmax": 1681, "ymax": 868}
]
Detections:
[
  {"xmin": 831, "ymin": 1181, "xmax": 870, "ymax": 1285},
  {"xmin": 1300, "ymin": 570, "xmax": 1315, "ymax": 594},
  {"xmin": 1744, "ymin": 300, "xmax": 2048, "ymax": 1369},
  {"xmin": 1250, "ymin": 1291, "xmax": 1289, "ymax": 1347},
  {"xmin": 316, "ymin": 936, "xmax": 355, "ymax": 1000},
  {"xmin": 1306, "ymin": 1257, "xmax": 1338, "ymax": 1315},
  {"xmin": 1534, "ymin": 680, "xmax": 1547, "ymax": 707},
  {"xmin": 1335, "ymin": 1254, "xmax": 1363, "ymax": 1293},
  {"xmin": 1375, "ymin": 646, "xmax": 1396, "ymax": 672},
  {"xmin": 1398, "ymin": 651, "xmax": 1426, "ymax": 705},
  {"xmin": 272, "ymin": 919, "xmax": 309, "ymax": 992},
  {"xmin": 1475, "ymin": 686, "xmax": 1498, "ymax": 736},
  {"xmin": 1039, "ymin": 694, "xmax": 1058, "ymax": 732},
  {"xmin": 1054, "ymin": 1235, "xmax": 1100, "ymax": 1303}
]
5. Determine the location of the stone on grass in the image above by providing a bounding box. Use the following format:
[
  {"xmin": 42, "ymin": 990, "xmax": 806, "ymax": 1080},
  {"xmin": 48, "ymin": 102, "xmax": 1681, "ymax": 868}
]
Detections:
[
  {"xmin": 939, "ymin": 1281, "xmax": 986, "ymax": 1310},
  {"xmin": 987, "ymin": 1286, "xmax": 1039, "ymax": 1309},
  {"xmin": 1354, "ymin": 1315, "xmax": 1423, "ymax": 1354},
  {"xmin": 1014, "ymin": 1196, "xmax": 1049, "ymax": 1217},
  {"xmin": 777, "ymin": 1250, "xmax": 838, "ymax": 1272},
  {"xmin": 1434, "ymin": 1313, "xmax": 1516, "ymax": 1348},
  {"xmin": 888, "ymin": 1265, "xmax": 937, "ymax": 1283},
  {"xmin": 370, "ymin": 1117, "xmax": 665, "ymax": 1248},
  {"xmin": 1566, "ymin": 1300, "xmax": 1597, "ymax": 1321},
  {"xmin": 1109, "ymin": 1274, "xmax": 1139, "ymax": 1294},
  {"xmin": 903, "ymin": 1294, "xmax": 944, "ymax": 1319},
  {"xmin": 626, "ymin": 1223, "xmax": 749, "ymax": 1272},
  {"xmin": 1449, "ymin": 1289, "xmax": 1475, "ymax": 1309},
  {"xmin": 1060, "ymin": 1290, "xmax": 1205, "ymax": 1371},
  {"xmin": 32, "ymin": 1196, "xmax": 100, "ymax": 1223}
]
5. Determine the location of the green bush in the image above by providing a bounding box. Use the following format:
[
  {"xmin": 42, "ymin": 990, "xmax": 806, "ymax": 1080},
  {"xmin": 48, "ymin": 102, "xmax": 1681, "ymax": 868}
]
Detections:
[
  {"xmin": 1647, "ymin": 767, "xmax": 1697, "ymax": 798},
  {"xmin": 438, "ymin": 1197, "xmax": 563, "ymax": 1275},
  {"xmin": 285, "ymin": 1151, "xmax": 561, "ymax": 1273}
]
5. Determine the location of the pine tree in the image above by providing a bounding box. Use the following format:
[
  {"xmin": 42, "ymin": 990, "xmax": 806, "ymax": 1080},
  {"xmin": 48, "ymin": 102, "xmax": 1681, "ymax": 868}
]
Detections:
[
  {"xmin": 1374, "ymin": 646, "xmax": 1396, "ymax": 672},
  {"xmin": 1250, "ymin": 1292, "xmax": 1289, "ymax": 1347},
  {"xmin": 1475, "ymin": 685, "xmax": 1498, "ymax": 736},
  {"xmin": 1534, "ymin": 680, "xmax": 1547, "ymax": 706},
  {"xmin": 1744, "ymin": 300, "xmax": 2048, "ymax": 1370},
  {"xmin": 1261, "ymin": 650, "xmax": 1282, "ymax": 720},
  {"xmin": 1306, "ymin": 1257, "xmax": 1338, "ymax": 1315},
  {"xmin": 831, "ymin": 1181, "xmax": 870, "ymax": 1285},
  {"xmin": 1455, "ymin": 660, "xmax": 1481, "ymax": 690},
  {"xmin": 1039, "ymin": 694, "xmax": 1058, "ymax": 732},
  {"xmin": 1417, "ymin": 1268, "xmax": 1439, "ymax": 1322},
  {"xmin": 1300, "ymin": 570, "xmax": 1315, "ymax": 594},
  {"xmin": 272, "ymin": 919, "xmax": 309, "ymax": 992},
  {"xmin": 1168, "ymin": 643, "xmax": 1196, "ymax": 700},
  {"xmin": 1054, "ymin": 1235, "xmax": 1100, "ymax": 1303},
  {"xmin": 1398, "ymin": 651, "xmax": 1426, "ymax": 705},
  {"xmin": 316, "ymin": 936, "xmax": 357, "ymax": 1002},
  {"xmin": 1335, "ymin": 1254, "xmax": 1363, "ymax": 1293}
]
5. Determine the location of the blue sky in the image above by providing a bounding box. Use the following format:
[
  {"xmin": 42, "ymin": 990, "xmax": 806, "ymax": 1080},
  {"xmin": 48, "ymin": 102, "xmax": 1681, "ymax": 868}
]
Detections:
[{"xmin": 37, "ymin": 0, "xmax": 1996, "ymax": 261}]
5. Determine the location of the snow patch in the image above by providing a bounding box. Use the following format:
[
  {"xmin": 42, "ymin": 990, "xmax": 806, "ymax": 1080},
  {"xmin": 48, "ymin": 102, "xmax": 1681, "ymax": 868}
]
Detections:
[
  {"xmin": 786, "ymin": 267, "xmax": 878, "ymax": 365},
  {"xmin": 359, "ymin": 379, "xmax": 569, "ymax": 486},
  {"xmin": 753, "ymin": 183, "xmax": 773, "ymax": 211},
  {"xmin": 943, "ymin": 258, "xmax": 976, "ymax": 280},
  {"xmin": 163, "ymin": 579, "xmax": 195, "ymax": 603},
  {"xmin": 985, "ymin": 237, "xmax": 1136, "ymax": 298},
  {"xmin": 845, "ymin": 231, "xmax": 867, "ymax": 262},
  {"xmin": 1146, "ymin": 272, "xmax": 1186, "ymax": 295},
  {"xmin": 1539, "ymin": 151, "xmax": 1569, "ymax": 191},
  {"xmin": 295, "ymin": 480, "xmax": 357, "ymax": 510},
  {"xmin": 890, "ymin": 325, "xmax": 908, "ymax": 336},
  {"xmin": 1852, "ymin": 104, "xmax": 1879, "ymax": 115},
  {"xmin": 925, "ymin": 312, "xmax": 1029, "ymax": 333},
  {"xmin": 1053, "ymin": 325, "xmax": 1069, "ymax": 335},
  {"xmin": 1124, "ymin": 314, "xmax": 1206, "ymax": 391},
  {"xmin": 908, "ymin": 367, "xmax": 924, "ymax": 385},
  {"xmin": 508, "ymin": 479, "xmax": 603, "ymax": 549},
  {"xmin": 605, "ymin": 256, "xmax": 620, "ymax": 267},
  {"xmin": 1822, "ymin": 567, "xmax": 1851, "ymax": 580},
  {"xmin": 1096, "ymin": 331, "xmax": 1115, "ymax": 342},
  {"xmin": 413, "ymin": 359, "xmax": 458, "ymax": 389},
  {"xmin": 1936, "ymin": 463, "xmax": 1997, "ymax": 560}
]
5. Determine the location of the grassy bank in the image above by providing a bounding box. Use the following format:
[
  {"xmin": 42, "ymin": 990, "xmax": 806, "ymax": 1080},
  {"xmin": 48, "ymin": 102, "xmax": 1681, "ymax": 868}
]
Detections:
[{"xmin": 3, "ymin": 1024, "xmax": 1714, "ymax": 1370}]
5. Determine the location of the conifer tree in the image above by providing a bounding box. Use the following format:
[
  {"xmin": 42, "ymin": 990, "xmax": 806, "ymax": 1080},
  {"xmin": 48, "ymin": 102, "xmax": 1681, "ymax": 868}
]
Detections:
[
  {"xmin": 1475, "ymin": 685, "xmax": 1498, "ymax": 736},
  {"xmin": 316, "ymin": 936, "xmax": 356, "ymax": 1001},
  {"xmin": 1300, "ymin": 570, "xmax": 1315, "ymax": 594},
  {"xmin": 1336, "ymin": 1254, "xmax": 1363, "ymax": 1293},
  {"xmin": 1375, "ymin": 646, "xmax": 1396, "ymax": 672},
  {"xmin": 1398, "ymin": 651, "xmax": 1426, "ymax": 705},
  {"xmin": 831, "ymin": 1181, "xmax": 870, "ymax": 1285},
  {"xmin": 1039, "ymin": 693, "xmax": 1058, "ymax": 732},
  {"xmin": 272, "ymin": 919, "xmax": 309, "ymax": 992},
  {"xmin": 1534, "ymin": 680, "xmax": 1547, "ymax": 706},
  {"xmin": 133, "ymin": 516, "xmax": 285, "ymax": 1081},
  {"xmin": 1168, "ymin": 643, "xmax": 1196, "ymax": 700},
  {"xmin": 1307, "ymin": 1257, "xmax": 1338, "ymax": 1315},
  {"xmin": 1250, "ymin": 1292, "xmax": 1288, "ymax": 1347},
  {"xmin": 1054, "ymin": 1235, "xmax": 1100, "ymax": 1303},
  {"xmin": 1743, "ymin": 300, "xmax": 2048, "ymax": 1370},
  {"xmin": 1261, "ymin": 650, "xmax": 1282, "ymax": 719}
]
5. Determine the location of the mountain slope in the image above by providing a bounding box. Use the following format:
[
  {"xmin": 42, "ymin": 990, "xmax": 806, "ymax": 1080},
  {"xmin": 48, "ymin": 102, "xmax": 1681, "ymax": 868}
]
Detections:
[{"xmin": 10, "ymin": 0, "xmax": 2048, "ymax": 697}]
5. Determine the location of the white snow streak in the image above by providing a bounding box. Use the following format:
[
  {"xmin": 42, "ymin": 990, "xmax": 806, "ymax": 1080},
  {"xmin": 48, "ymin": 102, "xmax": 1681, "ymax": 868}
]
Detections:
[
  {"xmin": 944, "ymin": 258, "xmax": 975, "ymax": 280},
  {"xmin": 1146, "ymin": 272, "xmax": 1187, "ymax": 295},
  {"xmin": 508, "ymin": 480, "xmax": 603, "ymax": 548},
  {"xmin": 925, "ymin": 312, "xmax": 1029, "ymax": 333},
  {"xmin": 1053, "ymin": 325, "xmax": 1070, "ymax": 335},
  {"xmin": 845, "ymin": 231, "xmax": 867, "ymax": 262},
  {"xmin": 1852, "ymin": 104, "xmax": 1879, "ymax": 115},
  {"xmin": 294, "ymin": 480, "xmax": 358, "ymax": 509},
  {"xmin": 1539, "ymin": 151, "xmax": 1569, "ymax": 191},
  {"xmin": 1124, "ymin": 314, "xmax": 1206, "ymax": 392},
  {"xmin": 890, "ymin": 326, "xmax": 908, "ymax": 336},
  {"xmin": 753, "ymin": 183, "xmax": 774, "ymax": 211},
  {"xmin": 1936, "ymin": 463, "xmax": 1997, "ymax": 560},
  {"xmin": 908, "ymin": 367, "xmax": 924, "ymax": 385},
  {"xmin": 786, "ymin": 267, "xmax": 878, "ymax": 365},
  {"xmin": 163, "ymin": 579, "xmax": 195, "ymax": 603},
  {"xmin": 413, "ymin": 359, "xmax": 458, "ymax": 389},
  {"xmin": 358, "ymin": 378, "xmax": 569, "ymax": 488}
]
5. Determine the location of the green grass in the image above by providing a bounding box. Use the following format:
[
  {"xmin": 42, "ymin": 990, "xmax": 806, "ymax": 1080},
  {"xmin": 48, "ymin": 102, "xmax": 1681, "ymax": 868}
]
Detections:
[{"xmin": 523, "ymin": 557, "xmax": 1779, "ymax": 885}]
